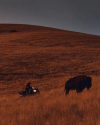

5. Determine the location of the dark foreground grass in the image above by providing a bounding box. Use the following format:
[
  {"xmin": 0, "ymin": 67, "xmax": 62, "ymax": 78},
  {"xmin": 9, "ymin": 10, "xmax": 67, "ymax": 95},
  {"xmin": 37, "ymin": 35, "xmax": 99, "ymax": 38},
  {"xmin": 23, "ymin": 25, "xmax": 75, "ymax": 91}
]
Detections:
[{"xmin": 0, "ymin": 76, "xmax": 100, "ymax": 125}]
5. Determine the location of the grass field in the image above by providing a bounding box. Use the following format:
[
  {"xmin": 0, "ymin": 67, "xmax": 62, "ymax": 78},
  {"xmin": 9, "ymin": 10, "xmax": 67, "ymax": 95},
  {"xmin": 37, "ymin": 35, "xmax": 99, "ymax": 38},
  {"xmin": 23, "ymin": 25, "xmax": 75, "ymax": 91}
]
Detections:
[{"xmin": 0, "ymin": 24, "xmax": 100, "ymax": 125}]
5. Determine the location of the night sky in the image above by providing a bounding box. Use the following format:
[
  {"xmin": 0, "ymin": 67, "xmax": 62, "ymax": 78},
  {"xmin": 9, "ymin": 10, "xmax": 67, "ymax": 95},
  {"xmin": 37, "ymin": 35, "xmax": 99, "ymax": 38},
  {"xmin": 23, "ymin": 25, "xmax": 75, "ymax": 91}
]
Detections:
[{"xmin": 0, "ymin": 0, "xmax": 100, "ymax": 35}]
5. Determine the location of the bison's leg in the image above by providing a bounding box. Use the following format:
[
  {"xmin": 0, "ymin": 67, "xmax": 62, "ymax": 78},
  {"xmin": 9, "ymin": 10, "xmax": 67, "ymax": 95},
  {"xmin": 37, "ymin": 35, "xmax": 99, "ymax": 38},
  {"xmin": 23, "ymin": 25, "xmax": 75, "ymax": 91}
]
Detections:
[
  {"xmin": 76, "ymin": 88, "xmax": 81, "ymax": 93},
  {"xmin": 76, "ymin": 85, "xmax": 83, "ymax": 93},
  {"xmin": 65, "ymin": 89, "xmax": 69, "ymax": 95},
  {"xmin": 76, "ymin": 86, "xmax": 84, "ymax": 93},
  {"xmin": 76, "ymin": 81, "xmax": 85, "ymax": 93},
  {"xmin": 86, "ymin": 82, "xmax": 92, "ymax": 90},
  {"xmin": 87, "ymin": 86, "xmax": 90, "ymax": 90}
]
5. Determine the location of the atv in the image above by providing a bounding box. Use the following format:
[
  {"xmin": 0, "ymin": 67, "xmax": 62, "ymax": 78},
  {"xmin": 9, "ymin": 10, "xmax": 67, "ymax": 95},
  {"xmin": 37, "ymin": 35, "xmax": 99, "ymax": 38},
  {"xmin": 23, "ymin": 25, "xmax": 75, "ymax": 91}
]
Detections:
[{"xmin": 18, "ymin": 87, "xmax": 40, "ymax": 96}]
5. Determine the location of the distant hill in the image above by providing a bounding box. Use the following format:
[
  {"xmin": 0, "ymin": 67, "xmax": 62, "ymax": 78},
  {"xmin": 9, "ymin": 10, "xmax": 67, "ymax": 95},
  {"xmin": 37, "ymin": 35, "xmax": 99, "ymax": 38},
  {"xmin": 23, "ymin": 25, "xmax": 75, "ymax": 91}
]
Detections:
[
  {"xmin": 0, "ymin": 23, "xmax": 100, "ymax": 87},
  {"xmin": 0, "ymin": 24, "xmax": 62, "ymax": 33}
]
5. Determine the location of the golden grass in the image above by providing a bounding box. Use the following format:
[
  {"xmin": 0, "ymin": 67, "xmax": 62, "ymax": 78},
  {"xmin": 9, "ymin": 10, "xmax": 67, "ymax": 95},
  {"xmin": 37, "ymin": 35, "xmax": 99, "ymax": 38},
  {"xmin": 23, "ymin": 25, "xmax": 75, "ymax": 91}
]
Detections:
[
  {"xmin": 0, "ymin": 24, "xmax": 100, "ymax": 125},
  {"xmin": 0, "ymin": 76, "xmax": 100, "ymax": 125}
]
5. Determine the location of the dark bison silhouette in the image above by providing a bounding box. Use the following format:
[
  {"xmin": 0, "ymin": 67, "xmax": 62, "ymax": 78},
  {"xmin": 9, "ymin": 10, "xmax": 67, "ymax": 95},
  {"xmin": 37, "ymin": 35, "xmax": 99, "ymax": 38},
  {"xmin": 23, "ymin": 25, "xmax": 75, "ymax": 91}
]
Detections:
[{"xmin": 65, "ymin": 75, "xmax": 92, "ymax": 94}]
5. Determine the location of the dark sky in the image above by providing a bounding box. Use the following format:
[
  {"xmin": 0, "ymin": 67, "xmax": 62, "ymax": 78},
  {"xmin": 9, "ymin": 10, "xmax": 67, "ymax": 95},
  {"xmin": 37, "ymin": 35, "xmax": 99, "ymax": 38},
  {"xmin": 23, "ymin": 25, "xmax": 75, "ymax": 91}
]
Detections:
[{"xmin": 0, "ymin": 0, "xmax": 100, "ymax": 35}]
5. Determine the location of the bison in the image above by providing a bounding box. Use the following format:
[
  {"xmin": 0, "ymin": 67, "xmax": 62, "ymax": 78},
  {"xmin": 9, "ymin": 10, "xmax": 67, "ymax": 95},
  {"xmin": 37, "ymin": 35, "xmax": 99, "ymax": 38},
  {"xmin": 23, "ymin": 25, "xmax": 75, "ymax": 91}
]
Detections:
[{"xmin": 65, "ymin": 75, "xmax": 92, "ymax": 94}]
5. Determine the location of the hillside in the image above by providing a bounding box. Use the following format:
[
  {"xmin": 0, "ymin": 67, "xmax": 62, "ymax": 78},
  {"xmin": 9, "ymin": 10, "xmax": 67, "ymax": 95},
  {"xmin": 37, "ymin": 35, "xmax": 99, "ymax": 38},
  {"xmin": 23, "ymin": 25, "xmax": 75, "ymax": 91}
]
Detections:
[{"xmin": 0, "ymin": 24, "xmax": 100, "ymax": 125}]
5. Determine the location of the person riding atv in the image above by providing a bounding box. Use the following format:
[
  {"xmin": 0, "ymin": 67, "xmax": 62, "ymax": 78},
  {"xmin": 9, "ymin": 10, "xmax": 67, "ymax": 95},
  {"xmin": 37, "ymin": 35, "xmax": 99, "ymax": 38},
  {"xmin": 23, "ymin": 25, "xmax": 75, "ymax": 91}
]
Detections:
[{"xmin": 25, "ymin": 82, "xmax": 32, "ymax": 94}]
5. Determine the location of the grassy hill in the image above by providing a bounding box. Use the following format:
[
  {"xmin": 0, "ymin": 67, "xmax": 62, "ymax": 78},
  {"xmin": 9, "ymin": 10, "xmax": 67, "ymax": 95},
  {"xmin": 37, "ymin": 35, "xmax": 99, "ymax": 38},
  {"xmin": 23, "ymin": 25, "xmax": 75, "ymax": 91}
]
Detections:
[{"xmin": 0, "ymin": 24, "xmax": 100, "ymax": 125}]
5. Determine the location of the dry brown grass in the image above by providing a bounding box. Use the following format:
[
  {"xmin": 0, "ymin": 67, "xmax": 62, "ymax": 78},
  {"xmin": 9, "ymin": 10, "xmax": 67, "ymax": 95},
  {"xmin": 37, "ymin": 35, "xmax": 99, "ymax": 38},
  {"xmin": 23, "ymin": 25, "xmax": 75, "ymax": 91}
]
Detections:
[
  {"xmin": 0, "ymin": 24, "xmax": 100, "ymax": 125},
  {"xmin": 0, "ymin": 76, "xmax": 100, "ymax": 125}
]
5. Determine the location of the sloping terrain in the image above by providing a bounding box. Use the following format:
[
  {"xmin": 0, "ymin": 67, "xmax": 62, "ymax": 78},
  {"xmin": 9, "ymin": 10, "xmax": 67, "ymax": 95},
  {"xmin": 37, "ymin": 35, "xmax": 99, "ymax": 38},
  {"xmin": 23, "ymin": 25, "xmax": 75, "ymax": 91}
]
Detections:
[{"xmin": 0, "ymin": 24, "xmax": 100, "ymax": 125}]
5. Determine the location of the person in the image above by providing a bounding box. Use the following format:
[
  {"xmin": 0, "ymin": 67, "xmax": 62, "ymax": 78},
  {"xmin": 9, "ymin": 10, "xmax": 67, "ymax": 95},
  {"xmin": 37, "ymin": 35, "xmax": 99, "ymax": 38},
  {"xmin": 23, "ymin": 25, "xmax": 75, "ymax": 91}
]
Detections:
[{"xmin": 25, "ymin": 82, "xmax": 32, "ymax": 94}]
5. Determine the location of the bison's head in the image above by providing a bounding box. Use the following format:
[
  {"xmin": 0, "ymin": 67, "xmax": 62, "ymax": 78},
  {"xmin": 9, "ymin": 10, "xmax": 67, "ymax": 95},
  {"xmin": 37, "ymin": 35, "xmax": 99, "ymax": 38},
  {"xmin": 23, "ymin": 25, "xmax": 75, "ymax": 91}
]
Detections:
[{"xmin": 86, "ymin": 77, "xmax": 92, "ymax": 89}]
